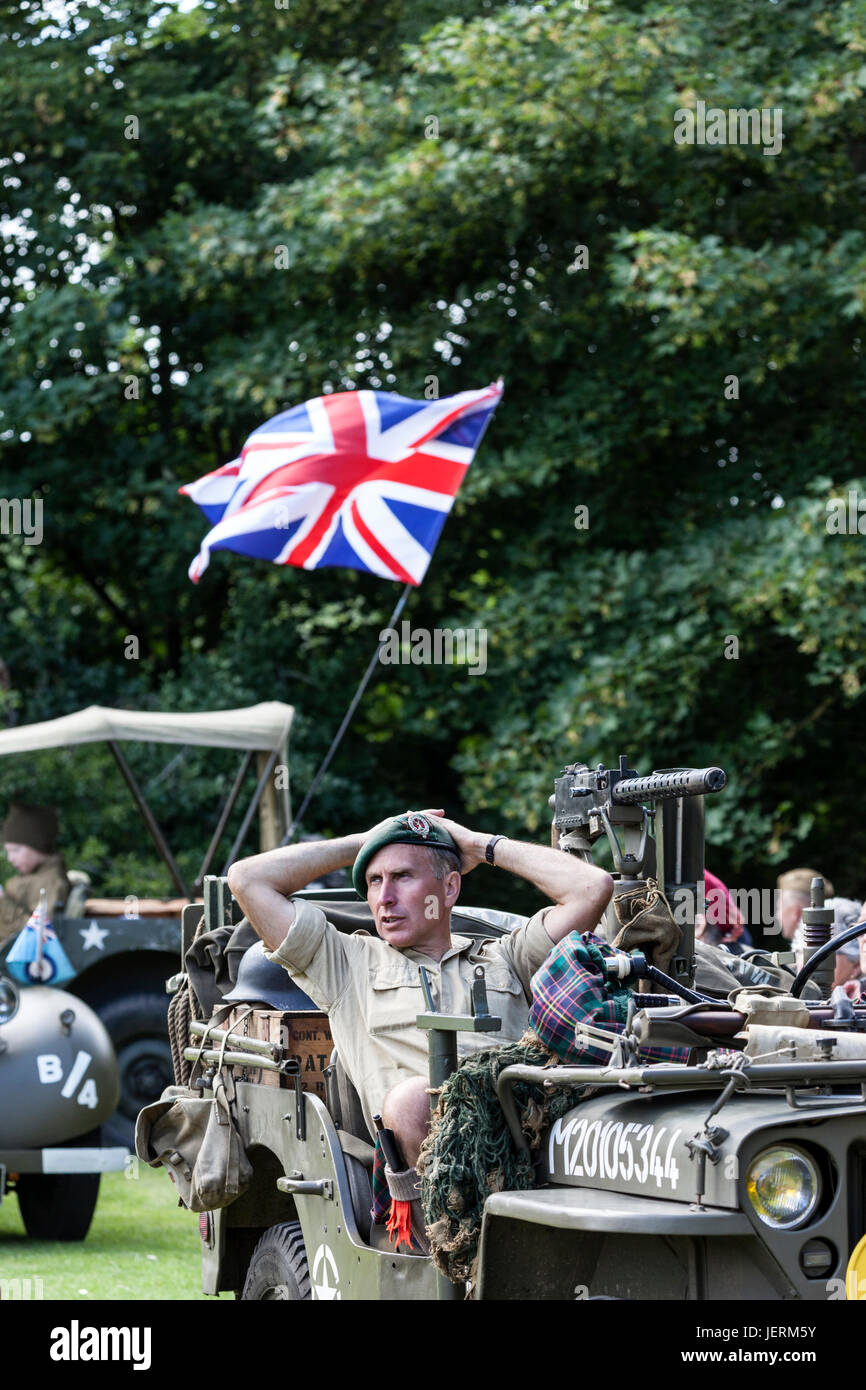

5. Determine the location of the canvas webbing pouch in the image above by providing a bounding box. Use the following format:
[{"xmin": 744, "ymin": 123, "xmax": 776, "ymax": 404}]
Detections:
[
  {"xmin": 134, "ymin": 1008, "xmax": 254, "ymax": 1211},
  {"xmin": 611, "ymin": 877, "xmax": 682, "ymax": 991}
]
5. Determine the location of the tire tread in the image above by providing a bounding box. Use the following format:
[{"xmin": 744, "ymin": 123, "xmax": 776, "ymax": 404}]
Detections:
[{"xmin": 241, "ymin": 1221, "xmax": 311, "ymax": 1301}]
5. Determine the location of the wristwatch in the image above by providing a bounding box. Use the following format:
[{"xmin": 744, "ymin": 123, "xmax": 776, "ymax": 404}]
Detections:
[{"xmin": 485, "ymin": 835, "xmax": 506, "ymax": 865}]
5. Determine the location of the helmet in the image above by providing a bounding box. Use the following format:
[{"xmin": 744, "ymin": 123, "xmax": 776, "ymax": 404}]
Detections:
[{"xmin": 221, "ymin": 941, "xmax": 317, "ymax": 1011}]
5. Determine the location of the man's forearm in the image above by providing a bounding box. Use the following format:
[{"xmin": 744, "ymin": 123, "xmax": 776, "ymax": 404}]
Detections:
[
  {"xmin": 485, "ymin": 835, "xmax": 613, "ymax": 944},
  {"xmin": 429, "ymin": 812, "xmax": 612, "ymax": 944},
  {"xmin": 491, "ymin": 837, "xmax": 606, "ymax": 905},
  {"xmin": 229, "ymin": 834, "xmax": 364, "ymax": 898},
  {"xmin": 227, "ymin": 834, "xmax": 365, "ymax": 950}
]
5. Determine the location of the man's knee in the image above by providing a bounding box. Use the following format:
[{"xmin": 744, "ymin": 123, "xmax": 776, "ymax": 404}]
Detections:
[{"xmin": 382, "ymin": 1076, "xmax": 430, "ymax": 1167}]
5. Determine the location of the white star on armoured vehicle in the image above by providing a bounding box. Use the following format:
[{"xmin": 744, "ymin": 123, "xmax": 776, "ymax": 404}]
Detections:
[{"xmin": 80, "ymin": 921, "xmax": 109, "ymax": 951}]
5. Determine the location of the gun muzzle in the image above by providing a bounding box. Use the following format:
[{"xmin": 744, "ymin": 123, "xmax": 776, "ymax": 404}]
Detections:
[{"xmin": 612, "ymin": 766, "xmax": 726, "ymax": 804}]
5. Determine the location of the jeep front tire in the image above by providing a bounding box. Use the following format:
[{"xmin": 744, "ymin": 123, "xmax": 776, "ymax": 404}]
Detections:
[{"xmin": 240, "ymin": 1221, "xmax": 311, "ymax": 1301}]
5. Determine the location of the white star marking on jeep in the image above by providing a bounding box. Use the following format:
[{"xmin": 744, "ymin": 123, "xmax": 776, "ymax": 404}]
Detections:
[
  {"xmin": 312, "ymin": 1243, "xmax": 341, "ymax": 1300},
  {"xmin": 80, "ymin": 921, "xmax": 109, "ymax": 951}
]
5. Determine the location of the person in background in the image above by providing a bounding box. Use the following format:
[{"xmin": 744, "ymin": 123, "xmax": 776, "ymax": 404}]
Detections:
[
  {"xmin": 0, "ymin": 802, "xmax": 70, "ymax": 945},
  {"xmin": 825, "ymin": 897, "xmax": 866, "ymax": 998},
  {"xmin": 778, "ymin": 867, "xmax": 834, "ymax": 956},
  {"xmin": 697, "ymin": 869, "xmax": 753, "ymax": 954}
]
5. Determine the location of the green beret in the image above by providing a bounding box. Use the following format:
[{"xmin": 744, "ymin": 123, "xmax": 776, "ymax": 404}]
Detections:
[{"xmin": 352, "ymin": 812, "xmax": 460, "ymax": 897}]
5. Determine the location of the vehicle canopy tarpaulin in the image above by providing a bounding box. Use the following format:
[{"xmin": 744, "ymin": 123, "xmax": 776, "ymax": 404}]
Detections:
[
  {"xmin": 0, "ymin": 703, "xmax": 293, "ymax": 755},
  {"xmin": 0, "ymin": 704, "xmax": 295, "ymax": 895}
]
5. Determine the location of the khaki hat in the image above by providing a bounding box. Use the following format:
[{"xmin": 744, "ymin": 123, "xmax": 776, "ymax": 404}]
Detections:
[{"xmin": 777, "ymin": 867, "xmax": 834, "ymax": 898}]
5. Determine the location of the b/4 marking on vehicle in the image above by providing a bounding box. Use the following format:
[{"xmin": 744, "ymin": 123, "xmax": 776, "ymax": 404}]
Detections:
[
  {"xmin": 36, "ymin": 1051, "xmax": 99, "ymax": 1108},
  {"xmin": 548, "ymin": 1115, "xmax": 683, "ymax": 1190}
]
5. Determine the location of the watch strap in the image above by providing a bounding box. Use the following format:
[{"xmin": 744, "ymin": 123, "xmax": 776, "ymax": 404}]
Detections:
[{"xmin": 485, "ymin": 835, "xmax": 506, "ymax": 866}]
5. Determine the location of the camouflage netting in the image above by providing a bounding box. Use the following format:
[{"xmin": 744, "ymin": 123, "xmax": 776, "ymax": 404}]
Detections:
[{"xmin": 417, "ymin": 1032, "xmax": 590, "ymax": 1291}]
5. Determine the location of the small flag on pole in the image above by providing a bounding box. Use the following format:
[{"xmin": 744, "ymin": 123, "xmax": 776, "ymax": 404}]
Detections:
[
  {"xmin": 5, "ymin": 890, "xmax": 76, "ymax": 986},
  {"xmin": 181, "ymin": 381, "xmax": 504, "ymax": 585}
]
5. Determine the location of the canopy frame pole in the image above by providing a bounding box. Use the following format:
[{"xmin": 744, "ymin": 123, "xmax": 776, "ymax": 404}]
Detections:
[
  {"xmin": 280, "ymin": 582, "xmax": 412, "ymax": 847},
  {"xmin": 194, "ymin": 748, "xmax": 255, "ymax": 891},
  {"xmin": 107, "ymin": 740, "xmax": 190, "ymax": 898},
  {"xmin": 277, "ymin": 736, "xmax": 290, "ymax": 836},
  {"xmin": 221, "ymin": 748, "xmax": 280, "ymax": 875}
]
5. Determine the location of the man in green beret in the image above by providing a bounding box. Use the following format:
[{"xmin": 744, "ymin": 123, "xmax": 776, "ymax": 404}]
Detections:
[
  {"xmin": 229, "ymin": 809, "xmax": 613, "ymax": 1171},
  {"xmin": 0, "ymin": 802, "xmax": 71, "ymax": 945}
]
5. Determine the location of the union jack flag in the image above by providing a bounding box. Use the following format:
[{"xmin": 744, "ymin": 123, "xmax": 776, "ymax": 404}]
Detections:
[{"xmin": 181, "ymin": 381, "xmax": 504, "ymax": 585}]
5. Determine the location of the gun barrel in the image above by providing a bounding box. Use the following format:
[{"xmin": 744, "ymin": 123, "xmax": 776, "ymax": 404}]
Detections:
[{"xmin": 612, "ymin": 766, "xmax": 726, "ymax": 804}]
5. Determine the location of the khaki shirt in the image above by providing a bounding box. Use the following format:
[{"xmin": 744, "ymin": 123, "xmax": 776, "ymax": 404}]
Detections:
[
  {"xmin": 267, "ymin": 899, "xmax": 555, "ymax": 1139},
  {"xmin": 0, "ymin": 853, "xmax": 70, "ymax": 946}
]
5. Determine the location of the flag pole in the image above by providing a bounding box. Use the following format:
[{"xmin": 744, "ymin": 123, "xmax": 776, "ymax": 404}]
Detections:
[
  {"xmin": 34, "ymin": 888, "xmax": 47, "ymax": 978},
  {"xmin": 279, "ymin": 581, "xmax": 413, "ymax": 846}
]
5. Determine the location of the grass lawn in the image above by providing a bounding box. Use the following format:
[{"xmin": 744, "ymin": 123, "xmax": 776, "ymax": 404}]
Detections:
[{"xmin": 0, "ymin": 1164, "xmax": 213, "ymax": 1300}]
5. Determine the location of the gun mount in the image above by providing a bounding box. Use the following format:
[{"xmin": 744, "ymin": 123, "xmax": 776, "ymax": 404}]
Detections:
[{"xmin": 551, "ymin": 755, "xmax": 727, "ymax": 991}]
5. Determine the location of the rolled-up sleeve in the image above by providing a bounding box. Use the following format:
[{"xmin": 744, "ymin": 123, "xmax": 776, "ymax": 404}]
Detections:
[{"xmin": 264, "ymin": 899, "xmax": 351, "ymax": 1012}]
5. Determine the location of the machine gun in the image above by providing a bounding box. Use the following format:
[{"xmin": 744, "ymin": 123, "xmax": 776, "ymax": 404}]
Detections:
[{"xmin": 550, "ymin": 755, "xmax": 727, "ymax": 991}]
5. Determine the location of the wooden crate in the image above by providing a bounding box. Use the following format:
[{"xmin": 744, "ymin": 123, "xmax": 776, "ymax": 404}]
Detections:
[{"xmin": 215, "ymin": 1008, "xmax": 333, "ymax": 1100}]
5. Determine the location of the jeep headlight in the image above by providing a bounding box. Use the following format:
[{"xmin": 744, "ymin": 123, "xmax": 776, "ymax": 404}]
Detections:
[{"xmin": 745, "ymin": 1145, "xmax": 820, "ymax": 1229}]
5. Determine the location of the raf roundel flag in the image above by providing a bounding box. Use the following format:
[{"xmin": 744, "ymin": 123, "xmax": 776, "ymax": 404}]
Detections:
[
  {"xmin": 180, "ymin": 381, "xmax": 504, "ymax": 586},
  {"xmin": 5, "ymin": 901, "xmax": 76, "ymax": 987}
]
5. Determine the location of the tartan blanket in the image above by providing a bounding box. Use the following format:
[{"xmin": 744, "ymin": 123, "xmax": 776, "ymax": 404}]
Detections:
[
  {"xmin": 529, "ymin": 930, "xmax": 690, "ymax": 1066},
  {"xmin": 371, "ymin": 1137, "xmax": 390, "ymax": 1225}
]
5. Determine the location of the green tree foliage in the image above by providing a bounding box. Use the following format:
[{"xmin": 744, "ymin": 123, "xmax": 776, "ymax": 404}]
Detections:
[{"xmin": 1, "ymin": 0, "xmax": 865, "ymax": 907}]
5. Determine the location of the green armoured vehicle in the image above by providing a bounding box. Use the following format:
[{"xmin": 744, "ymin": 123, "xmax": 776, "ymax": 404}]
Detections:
[
  {"xmin": 0, "ymin": 702, "xmax": 294, "ymax": 1147},
  {"xmin": 0, "ymin": 973, "xmax": 126, "ymax": 1240},
  {"xmin": 153, "ymin": 758, "xmax": 866, "ymax": 1301}
]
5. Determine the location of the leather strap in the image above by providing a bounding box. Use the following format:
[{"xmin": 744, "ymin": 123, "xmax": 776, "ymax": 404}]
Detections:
[{"xmin": 338, "ymin": 1130, "xmax": 376, "ymax": 1168}]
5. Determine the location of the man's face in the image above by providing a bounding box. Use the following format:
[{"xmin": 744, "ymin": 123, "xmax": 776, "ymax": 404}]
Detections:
[
  {"xmin": 4, "ymin": 843, "xmax": 46, "ymax": 875},
  {"xmin": 778, "ymin": 890, "xmax": 807, "ymax": 941},
  {"xmin": 364, "ymin": 843, "xmax": 459, "ymax": 957},
  {"xmin": 835, "ymin": 952, "xmax": 861, "ymax": 992}
]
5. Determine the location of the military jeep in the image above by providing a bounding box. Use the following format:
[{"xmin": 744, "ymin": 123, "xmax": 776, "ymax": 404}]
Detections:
[
  {"xmin": 166, "ymin": 883, "xmax": 522, "ymax": 1300},
  {"xmin": 162, "ymin": 760, "xmax": 866, "ymax": 1301}
]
